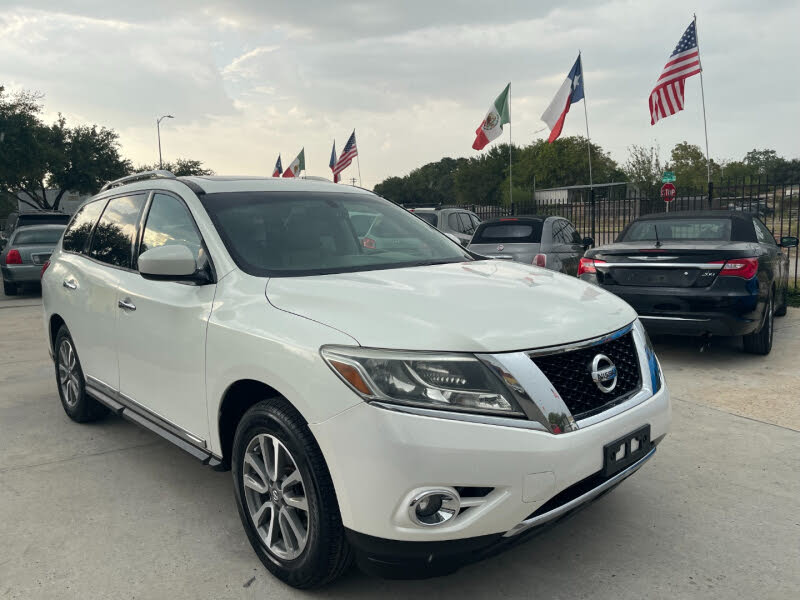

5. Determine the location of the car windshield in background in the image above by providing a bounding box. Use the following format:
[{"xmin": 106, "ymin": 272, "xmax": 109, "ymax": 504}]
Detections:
[
  {"xmin": 622, "ymin": 218, "xmax": 731, "ymax": 242},
  {"xmin": 200, "ymin": 191, "xmax": 473, "ymax": 276},
  {"xmin": 414, "ymin": 212, "xmax": 438, "ymax": 227},
  {"xmin": 472, "ymin": 220, "xmax": 544, "ymax": 244},
  {"xmin": 12, "ymin": 227, "xmax": 65, "ymax": 245}
]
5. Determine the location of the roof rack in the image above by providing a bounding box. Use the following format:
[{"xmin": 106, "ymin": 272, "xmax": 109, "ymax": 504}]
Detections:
[{"xmin": 100, "ymin": 170, "xmax": 177, "ymax": 192}]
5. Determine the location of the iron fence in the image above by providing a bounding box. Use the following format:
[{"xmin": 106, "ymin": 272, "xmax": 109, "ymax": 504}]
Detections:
[{"xmin": 406, "ymin": 177, "xmax": 800, "ymax": 286}]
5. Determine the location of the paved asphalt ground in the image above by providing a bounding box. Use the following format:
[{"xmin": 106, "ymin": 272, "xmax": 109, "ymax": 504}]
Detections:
[{"xmin": 1, "ymin": 285, "xmax": 799, "ymax": 599}]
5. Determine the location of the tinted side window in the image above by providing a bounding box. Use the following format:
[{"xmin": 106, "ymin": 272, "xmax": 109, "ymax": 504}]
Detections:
[
  {"xmin": 88, "ymin": 195, "xmax": 146, "ymax": 268},
  {"xmin": 469, "ymin": 214, "xmax": 481, "ymax": 229},
  {"xmin": 458, "ymin": 213, "xmax": 476, "ymax": 235},
  {"xmin": 551, "ymin": 220, "xmax": 568, "ymax": 244},
  {"xmin": 448, "ymin": 213, "xmax": 464, "ymax": 233},
  {"xmin": 140, "ymin": 193, "xmax": 204, "ymax": 265},
  {"xmin": 63, "ymin": 200, "xmax": 107, "ymax": 253},
  {"xmin": 565, "ymin": 222, "xmax": 582, "ymax": 244}
]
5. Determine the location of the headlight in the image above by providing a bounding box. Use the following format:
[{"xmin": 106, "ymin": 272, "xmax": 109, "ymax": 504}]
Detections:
[
  {"xmin": 640, "ymin": 323, "xmax": 663, "ymax": 393},
  {"xmin": 320, "ymin": 346, "xmax": 525, "ymax": 417}
]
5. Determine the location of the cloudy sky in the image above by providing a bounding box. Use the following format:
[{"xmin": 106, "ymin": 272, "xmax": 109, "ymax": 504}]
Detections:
[{"xmin": 1, "ymin": 0, "xmax": 798, "ymax": 189}]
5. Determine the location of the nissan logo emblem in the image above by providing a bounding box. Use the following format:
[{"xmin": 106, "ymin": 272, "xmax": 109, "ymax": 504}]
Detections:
[{"xmin": 590, "ymin": 353, "xmax": 618, "ymax": 394}]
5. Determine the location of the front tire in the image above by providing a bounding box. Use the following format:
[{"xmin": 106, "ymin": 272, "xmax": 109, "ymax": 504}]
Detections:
[
  {"xmin": 54, "ymin": 325, "xmax": 109, "ymax": 422},
  {"xmin": 232, "ymin": 398, "xmax": 352, "ymax": 589},
  {"xmin": 743, "ymin": 292, "xmax": 774, "ymax": 355}
]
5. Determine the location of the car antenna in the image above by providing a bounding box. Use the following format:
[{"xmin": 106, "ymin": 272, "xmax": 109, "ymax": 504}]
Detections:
[{"xmin": 653, "ymin": 224, "xmax": 662, "ymax": 248}]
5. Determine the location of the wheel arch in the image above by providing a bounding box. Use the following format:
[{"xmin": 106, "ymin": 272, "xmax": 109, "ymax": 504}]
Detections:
[
  {"xmin": 49, "ymin": 313, "xmax": 66, "ymax": 352},
  {"xmin": 217, "ymin": 379, "xmax": 307, "ymax": 470}
]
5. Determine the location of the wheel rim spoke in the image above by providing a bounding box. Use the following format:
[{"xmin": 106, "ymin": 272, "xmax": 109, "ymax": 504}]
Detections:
[{"xmin": 242, "ymin": 433, "xmax": 309, "ymax": 560}]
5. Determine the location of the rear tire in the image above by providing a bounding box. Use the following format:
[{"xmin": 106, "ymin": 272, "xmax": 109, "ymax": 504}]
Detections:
[
  {"xmin": 743, "ymin": 292, "xmax": 774, "ymax": 355},
  {"xmin": 54, "ymin": 325, "xmax": 109, "ymax": 422},
  {"xmin": 3, "ymin": 279, "xmax": 17, "ymax": 296},
  {"xmin": 232, "ymin": 398, "xmax": 352, "ymax": 589}
]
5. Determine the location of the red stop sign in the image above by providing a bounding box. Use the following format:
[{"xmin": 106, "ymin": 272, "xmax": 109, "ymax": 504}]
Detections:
[{"xmin": 660, "ymin": 183, "xmax": 676, "ymax": 202}]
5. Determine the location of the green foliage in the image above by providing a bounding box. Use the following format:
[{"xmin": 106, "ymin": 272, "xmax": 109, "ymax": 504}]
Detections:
[
  {"xmin": 0, "ymin": 87, "xmax": 132, "ymax": 210},
  {"xmin": 623, "ymin": 144, "xmax": 664, "ymax": 191},
  {"xmin": 374, "ymin": 156, "xmax": 468, "ymax": 205},
  {"xmin": 787, "ymin": 287, "xmax": 800, "ymax": 308},
  {"xmin": 137, "ymin": 158, "xmax": 214, "ymax": 177}
]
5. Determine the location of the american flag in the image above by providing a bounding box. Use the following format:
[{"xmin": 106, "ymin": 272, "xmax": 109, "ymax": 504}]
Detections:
[
  {"xmin": 333, "ymin": 131, "xmax": 358, "ymax": 178},
  {"xmin": 649, "ymin": 20, "xmax": 702, "ymax": 125}
]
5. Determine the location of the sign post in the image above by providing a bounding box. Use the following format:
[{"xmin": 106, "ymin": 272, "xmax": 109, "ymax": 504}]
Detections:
[{"xmin": 661, "ymin": 182, "xmax": 676, "ymax": 212}]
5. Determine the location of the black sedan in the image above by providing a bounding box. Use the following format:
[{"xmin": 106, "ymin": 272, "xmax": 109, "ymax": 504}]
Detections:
[{"xmin": 578, "ymin": 211, "xmax": 799, "ymax": 355}]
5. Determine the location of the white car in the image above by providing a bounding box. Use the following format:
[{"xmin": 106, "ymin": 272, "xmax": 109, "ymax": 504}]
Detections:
[{"xmin": 42, "ymin": 172, "xmax": 670, "ymax": 588}]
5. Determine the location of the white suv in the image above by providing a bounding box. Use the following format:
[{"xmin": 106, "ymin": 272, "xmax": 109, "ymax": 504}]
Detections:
[{"xmin": 42, "ymin": 172, "xmax": 670, "ymax": 588}]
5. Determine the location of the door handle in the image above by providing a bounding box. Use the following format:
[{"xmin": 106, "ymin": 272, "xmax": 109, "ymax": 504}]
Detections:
[
  {"xmin": 62, "ymin": 279, "xmax": 77, "ymax": 290},
  {"xmin": 118, "ymin": 298, "xmax": 136, "ymax": 312}
]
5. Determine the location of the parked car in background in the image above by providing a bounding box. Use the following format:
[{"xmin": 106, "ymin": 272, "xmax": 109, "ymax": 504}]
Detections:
[
  {"xmin": 468, "ymin": 216, "xmax": 593, "ymax": 276},
  {"xmin": 408, "ymin": 207, "xmax": 481, "ymax": 246},
  {"xmin": 4, "ymin": 211, "xmax": 71, "ymax": 237},
  {"xmin": 43, "ymin": 172, "xmax": 669, "ymax": 588},
  {"xmin": 1, "ymin": 224, "xmax": 66, "ymax": 295},
  {"xmin": 579, "ymin": 211, "xmax": 799, "ymax": 355}
]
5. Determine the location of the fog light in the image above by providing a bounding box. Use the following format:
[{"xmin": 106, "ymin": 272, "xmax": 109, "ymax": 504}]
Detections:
[{"xmin": 408, "ymin": 490, "xmax": 460, "ymax": 527}]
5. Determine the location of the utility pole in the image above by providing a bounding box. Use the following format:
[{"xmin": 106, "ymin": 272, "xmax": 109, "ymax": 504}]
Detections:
[{"xmin": 350, "ymin": 177, "xmax": 358, "ymax": 186}]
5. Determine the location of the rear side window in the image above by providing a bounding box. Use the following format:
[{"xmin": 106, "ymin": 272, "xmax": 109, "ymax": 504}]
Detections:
[
  {"xmin": 12, "ymin": 227, "xmax": 65, "ymax": 245},
  {"xmin": 448, "ymin": 213, "xmax": 465, "ymax": 233},
  {"xmin": 63, "ymin": 201, "xmax": 106, "ymax": 253},
  {"xmin": 753, "ymin": 218, "xmax": 776, "ymax": 245},
  {"xmin": 88, "ymin": 195, "xmax": 146, "ymax": 268},
  {"xmin": 472, "ymin": 220, "xmax": 544, "ymax": 244},
  {"xmin": 140, "ymin": 193, "xmax": 204, "ymax": 263},
  {"xmin": 415, "ymin": 212, "xmax": 438, "ymax": 227},
  {"xmin": 458, "ymin": 213, "xmax": 477, "ymax": 235}
]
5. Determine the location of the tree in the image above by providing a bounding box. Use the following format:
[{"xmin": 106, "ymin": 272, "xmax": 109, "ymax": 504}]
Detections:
[
  {"xmin": 0, "ymin": 87, "xmax": 131, "ymax": 211},
  {"xmin": 623, "ymin": 144, "xmax": 663, "ymax": 191},
  {"xmin": 137, "ymin": 158, "xmax": 214, "ymax": 177},
  {"xmin": 666, "ymin": 141, "xmax": 718, "ymax": 189}
]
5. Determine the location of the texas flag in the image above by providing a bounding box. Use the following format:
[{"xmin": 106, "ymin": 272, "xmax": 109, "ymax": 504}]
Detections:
[
  {"xmin": 541, "ymin": 55, "xmax": 584, "ymax": 143},
  {"xmin": 329, "ymin": 140, "xmax": 339, "ymax": 183},
  {"xmin": 272, "ymin": 155, "xmax": 282, "ymax": 177}
]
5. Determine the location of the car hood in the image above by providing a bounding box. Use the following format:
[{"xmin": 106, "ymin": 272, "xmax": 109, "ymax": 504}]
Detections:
[{"xmin": 265, "ymin": 260, "xmax": 636, "ymax": 353}]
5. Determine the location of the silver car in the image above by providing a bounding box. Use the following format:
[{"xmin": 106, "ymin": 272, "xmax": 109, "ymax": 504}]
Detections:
[
  {"xmin": 1, "ymin": 224, "xmax": 65, "ymax": 295},
  {"xmin": 410, "ymin": 207, "xmax": 481, "ymax": 246},
  {"xmin": 468, "ymin": 215, "xmax": 592, "ymax": 276}
]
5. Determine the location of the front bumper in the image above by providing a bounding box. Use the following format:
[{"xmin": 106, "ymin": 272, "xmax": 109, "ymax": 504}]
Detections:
[{"xmin": 310, "ymin": 381, "xmax": 670, "ymax": 575}]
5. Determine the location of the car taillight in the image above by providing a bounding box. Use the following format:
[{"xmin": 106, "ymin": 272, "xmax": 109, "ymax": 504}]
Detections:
[
  {"xmin": 40, "ymin": 260, "xmax": 51, "ymax": 279},
  {"xmin": 5, "ymin": 249, "xmax": 22, "ymax": 264},
  {"xmin": 578, "ymin": 257, "xmax": 606, "ymax": 276},
  {"xmin": 533, "ymin": 254, "xmax": 547, "ymax": 267},
  {"xmin": 362, "ymin": 237, "xmax": 376, "ymax": 249},
  {"xmin": 711, "ymin": 257, "xmax": 758, "ymax": 279}
]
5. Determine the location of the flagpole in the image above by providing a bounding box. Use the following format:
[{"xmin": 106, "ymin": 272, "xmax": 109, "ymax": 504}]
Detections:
[
  {"xmin": 694, "ymin": 13, "xmax": 711, "ymax": 185},
  {"xmin": 508, "ymin": 120, "xmax": 513, "ymax": 205},
  {"xmin": 579, "ymin": 51, "xmax": 593, "ymax": 190},
  {"xmin": 354, "ymin": 129, "xmax": 363, "ymax": 187}
]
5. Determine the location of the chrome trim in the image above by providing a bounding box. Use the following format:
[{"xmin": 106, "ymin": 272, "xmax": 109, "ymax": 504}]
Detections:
[
  {"xmin": 525, "ymin": 322, "xmax": 634, "ymax": 358},
  {"xmin": 118, "ymin": 299, "xmax": 136, "ymax": 311},
  {"xmin": 627, "ymin": 255, "xmax": 678, "ymax": 260},
  {"xmin": 478, "ymin": 352, "xmax": 576, "ymax": 434},
  {"xmin": 100, "ymin": 169, "xmax": 176, "ymax": 192},
  {"xmin": 408, "ymin": 489, "xmax": 460, "ymax": 527},
  {"xmin": 639, "ymin": 315, "xmax": 711, "ymax": 322},
  {"xmin": 596, "ymin": 262, "xmax": 723, "ymax": 269},
  {"xmin": 574, "ymin": 387, "xmax": 652, "ymax": 429},
  {"xmin": 85, "ymin": 375, "xmax": 208, "ymax": 450},
  {"xmin": 503, "ymin": 447, "xmax": 656, "ymax": 537},
  {"xmin": 371, "ymin": 401, "xmax": 548, "ymax": 432},
  {"xmin": 62, "ymin": 279, "xmax": 77, "ymax": 290}
]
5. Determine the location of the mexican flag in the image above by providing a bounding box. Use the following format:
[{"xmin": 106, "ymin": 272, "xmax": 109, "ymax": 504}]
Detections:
[
  {"xmin": 282, "ymin": 148, "xmax": 305, "ymax": 177},
  {"xmin": 472, "ymin": 83, "xmax": 510, "ymax": 150}
]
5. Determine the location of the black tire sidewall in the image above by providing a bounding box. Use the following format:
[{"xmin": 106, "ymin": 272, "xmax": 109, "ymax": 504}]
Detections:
[
  {"xmin": 231, "ymin": 401, "xmax": 334, "ymax": 587},
  {"xmin": 54, "ymin": 326, "xmax": 88, "ymax": 419}
]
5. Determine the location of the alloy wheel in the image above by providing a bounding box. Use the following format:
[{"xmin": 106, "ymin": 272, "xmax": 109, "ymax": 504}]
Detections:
[
  {"xmin": 58, "ymin": 339, "xmax": 80, "ymax": 408},
  {"xmin": 242, "ymin": 433, "xmax": 310, "ymax": 560}
]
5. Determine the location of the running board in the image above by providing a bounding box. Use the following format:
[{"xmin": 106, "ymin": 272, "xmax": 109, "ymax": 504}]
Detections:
[{"xmin": 85, "ymin": 379, "xmax": 222, "ymax": 468}]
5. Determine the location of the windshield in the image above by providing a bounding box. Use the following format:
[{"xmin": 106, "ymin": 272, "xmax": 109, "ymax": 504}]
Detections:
[
  {"xmin": 13, "ymin": 227, "xmax": 65, "ymax": 245},
  {"xmin": 200, "ymin": 191, "xmax": 474, "ymax": 276},
  {"xmin": 472, "ymin": 220, "xmax": 544, "ymax": 244},
  {"xmin": 622, "ymin": 218, "xmax": 731, "ymax": 242}
]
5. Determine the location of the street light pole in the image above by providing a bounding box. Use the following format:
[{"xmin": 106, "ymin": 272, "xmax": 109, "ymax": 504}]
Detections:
[{"xmin": 156, "ymin": 115, "xmax": 174, "ymax": 170}]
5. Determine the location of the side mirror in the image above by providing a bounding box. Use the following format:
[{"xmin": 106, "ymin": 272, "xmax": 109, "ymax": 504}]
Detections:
[
  {"xmin": 780, "ymin": 236, "xmax": 799, "ymax": 248},
  {"xmin": 582, "ymin": 237, "xmax": 595, "ymax": 248},
  {"xmin": 138, "ymin": 245, "xmax": 200, "ymax": 281}
]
